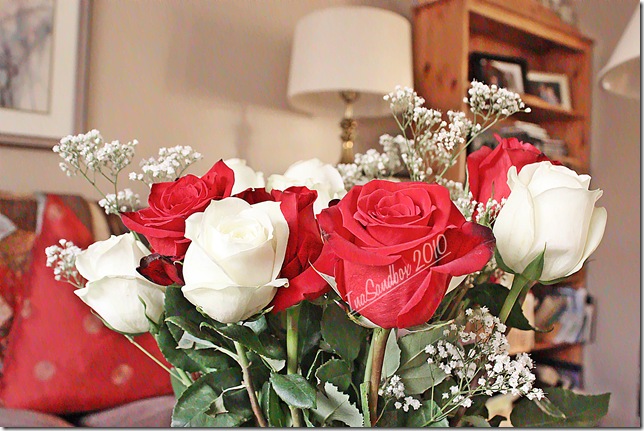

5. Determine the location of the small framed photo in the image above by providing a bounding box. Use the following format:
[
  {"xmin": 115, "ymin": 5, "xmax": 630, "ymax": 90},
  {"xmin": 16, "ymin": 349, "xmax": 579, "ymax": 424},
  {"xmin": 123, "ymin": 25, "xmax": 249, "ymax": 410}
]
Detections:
[
  {"xmin": 470, "ymin": 52, "xmax": 527, "ymax": 94},
  {"xmin": 526, "ymin": 71, "xmax": 572, "ymax": 110}
]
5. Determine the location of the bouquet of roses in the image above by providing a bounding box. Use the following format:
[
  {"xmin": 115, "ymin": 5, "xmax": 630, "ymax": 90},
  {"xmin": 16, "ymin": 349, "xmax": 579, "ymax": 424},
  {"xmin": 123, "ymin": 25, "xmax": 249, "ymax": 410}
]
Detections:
[{"xmin": 46, "ymin": 82, "xmax": 609, "ymax": 427}]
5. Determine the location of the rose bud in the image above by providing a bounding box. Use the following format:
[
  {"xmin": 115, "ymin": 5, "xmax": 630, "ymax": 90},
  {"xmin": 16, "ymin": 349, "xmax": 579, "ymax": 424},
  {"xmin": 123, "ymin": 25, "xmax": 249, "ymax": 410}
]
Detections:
[
  {"xmin": 493, "ymin": 161, "xmax": 607, "ymax": 282},
  {"xmin": 74, "ymin": 233, "xmax": 165, "ymax": 334}
]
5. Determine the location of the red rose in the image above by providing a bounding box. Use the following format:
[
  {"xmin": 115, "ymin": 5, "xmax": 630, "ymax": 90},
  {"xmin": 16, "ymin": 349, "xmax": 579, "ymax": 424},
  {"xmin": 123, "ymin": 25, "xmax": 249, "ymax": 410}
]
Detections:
[
  {"xmin": 138, "ymin": 253, "xmax": 184, "ymax": 286},
  {"xmin": 467, "ymin": 136, "xmax": 551, "ymax": 205},
  {"xmin": 235, "ymin": 187, "xmax": 328, "ymax": 311},
  {"xmin": 121, "ymin": 160, "xmax": 234, "ymax": 258},
  {"xmin": 318, "ymin": 180, "xmax": 494, "ymax": 329}
]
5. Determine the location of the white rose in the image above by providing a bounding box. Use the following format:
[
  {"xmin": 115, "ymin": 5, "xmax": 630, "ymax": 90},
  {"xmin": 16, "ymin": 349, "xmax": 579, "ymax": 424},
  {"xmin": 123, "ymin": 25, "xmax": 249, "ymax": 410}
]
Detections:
[
  {"xmin": 75, "ymin": 233, "xmax": 165, "ymax": 334},
  {"xmin": 181, "ymin": 197, "xmax": 289, "ymax": 323},
  {"xmin": 493, "ymin": 162, "xmax": 607, "ymax": 282},
  {"xmin": 225, "ymin": 158, "xmax": 265, "ymax": 194},
  {"xmin": 266, "ymin": 158, "xmax": 347, "ymax": 214}
]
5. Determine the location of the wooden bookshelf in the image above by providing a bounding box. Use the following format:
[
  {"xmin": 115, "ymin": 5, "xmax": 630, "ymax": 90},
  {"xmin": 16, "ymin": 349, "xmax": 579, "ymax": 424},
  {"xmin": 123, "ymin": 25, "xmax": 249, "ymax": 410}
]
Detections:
[
  {"xmin": 412, "ymin": 0, "xmax": 593, "ymax": 181},
  {"xmin": 412, "ymin": 0, "xmax": 594, "ymax": 386}
]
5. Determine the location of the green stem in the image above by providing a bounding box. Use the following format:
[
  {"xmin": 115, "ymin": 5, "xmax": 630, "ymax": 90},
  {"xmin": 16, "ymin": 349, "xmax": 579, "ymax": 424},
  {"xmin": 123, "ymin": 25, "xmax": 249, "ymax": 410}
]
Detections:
[
  {"xmin": 125, "ymin": 335, "xmax": 172, "ymax": 375},
  {"xmin": 498, "ymin": 274, "xmax": 531, "ymax": 324},
  {"xmin": 367, "ymin": 327, "xmax": 392, "ymax": 426},
  {"xmin": 125, "ymin": 335, "xmax": 190, "ymax": 386},
  {"xmin": 286, "ymin": 305, "xmax": 303, "ymax": 427},
  {"xmin": 234, "ymin": 341, "xmax": 267, "ymax": 427}
]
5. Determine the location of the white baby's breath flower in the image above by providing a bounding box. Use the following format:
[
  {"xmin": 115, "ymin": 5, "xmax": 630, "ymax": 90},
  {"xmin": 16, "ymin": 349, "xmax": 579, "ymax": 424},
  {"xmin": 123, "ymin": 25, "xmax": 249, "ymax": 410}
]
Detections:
[
  {"xmin": 131, "ymin": 146, "xmax": 203, "ymax": 186},
  {"xmin": 45, "ymin": 239, "xmax": 84, "ymax": 288}
]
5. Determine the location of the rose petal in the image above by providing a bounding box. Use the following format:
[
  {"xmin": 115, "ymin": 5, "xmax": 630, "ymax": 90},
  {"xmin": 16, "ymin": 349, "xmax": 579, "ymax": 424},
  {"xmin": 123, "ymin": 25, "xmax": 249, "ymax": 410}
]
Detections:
[
  {"xmin": 75, "ymin": 276, "xmax": 165, "ymax": 334},
  {"xmin": 493, "ymin": 175, "xmax": 536, "ymax": 274}
]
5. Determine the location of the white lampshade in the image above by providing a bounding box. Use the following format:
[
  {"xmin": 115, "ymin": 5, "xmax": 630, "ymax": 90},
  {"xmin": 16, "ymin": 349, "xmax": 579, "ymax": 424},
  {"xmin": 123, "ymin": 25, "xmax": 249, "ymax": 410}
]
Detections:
[
  {"xmin": 598, "ymin": 5, "xmax": 640, "ymax": 99},
  {"xmin": 288, "ymin": 6, "xmax": 413, "ymax": 118}
]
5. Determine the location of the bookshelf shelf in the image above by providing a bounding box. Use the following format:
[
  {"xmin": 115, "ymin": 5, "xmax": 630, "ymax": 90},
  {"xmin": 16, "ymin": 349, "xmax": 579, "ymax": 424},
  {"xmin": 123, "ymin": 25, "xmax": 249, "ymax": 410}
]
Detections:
[{"xmin": 519, "ymin": 94, "xmax": 585, "ymax": 120}]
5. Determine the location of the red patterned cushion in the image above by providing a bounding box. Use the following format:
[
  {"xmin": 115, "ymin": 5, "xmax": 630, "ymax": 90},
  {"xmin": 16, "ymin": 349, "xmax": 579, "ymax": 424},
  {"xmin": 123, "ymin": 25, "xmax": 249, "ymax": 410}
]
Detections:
[{"xmin": 0, "ymin": 195, "xmax": 173, "ymax": 414}]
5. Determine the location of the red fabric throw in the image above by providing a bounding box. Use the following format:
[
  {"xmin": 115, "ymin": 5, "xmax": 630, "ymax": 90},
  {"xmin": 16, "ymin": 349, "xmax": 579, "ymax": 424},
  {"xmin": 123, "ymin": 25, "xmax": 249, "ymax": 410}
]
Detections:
[{"xmin": 0, "ymin": 195, "xmax": 172, "ymax": 414}]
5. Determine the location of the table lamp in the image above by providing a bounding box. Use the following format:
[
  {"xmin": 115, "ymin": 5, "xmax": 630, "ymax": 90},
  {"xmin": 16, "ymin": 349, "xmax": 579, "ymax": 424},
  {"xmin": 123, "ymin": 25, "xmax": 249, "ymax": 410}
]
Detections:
[
  {"xmin": 287, "ymin": 6, "xmax": 413, "ymax": 164},
  {"xmin": 598, "ymin": 4, "xmax": 640, "ymax": 99}
]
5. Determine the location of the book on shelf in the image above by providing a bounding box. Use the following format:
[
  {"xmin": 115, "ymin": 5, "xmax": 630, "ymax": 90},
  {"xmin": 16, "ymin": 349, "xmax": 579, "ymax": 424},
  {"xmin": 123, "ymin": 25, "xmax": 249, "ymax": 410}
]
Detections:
[
  {"xmin": 533, "ymin": 286, "xmax": 595, "ymax": 346},
  {"xmin": 468, "ymin": 120, "xmax": 569, "ymax": 161}
]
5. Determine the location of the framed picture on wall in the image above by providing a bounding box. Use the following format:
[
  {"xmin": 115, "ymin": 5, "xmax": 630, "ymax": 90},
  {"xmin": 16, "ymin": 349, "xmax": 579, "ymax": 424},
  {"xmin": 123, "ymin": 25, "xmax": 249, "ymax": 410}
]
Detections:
[
  {"xmin": 0, "ymin": 0, "xmax": 90, "ymax": 150},
  {"xmin": 526, "ymin": 71, "xmax": 572, "ymax": 110},
  {"xmin": 470, "ymin": 52, "xmax": 528, "ymax": 94}
]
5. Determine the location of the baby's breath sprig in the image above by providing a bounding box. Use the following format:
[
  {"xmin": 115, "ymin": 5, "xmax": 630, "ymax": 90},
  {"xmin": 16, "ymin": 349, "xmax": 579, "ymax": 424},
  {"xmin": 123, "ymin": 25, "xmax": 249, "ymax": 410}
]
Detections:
[
  {"xmin": 45, "ymin": 239, "xmax": 84, "ymax": 289},
  {"xmin": 421, "ymin": 308, "xmax": 544, "ymax": 425},
  {"xmin": 337, "ymin": 134, "xmax": 405, "ymax": 189},
  {"xmin": 98, "ymin": 188, "xmax": 142, "ymax": 215},
  {"xmin": 129, "ymin": 145, "xmax": 202, "ymax": 186},
  {"xmin": 54, "ymin": 130, "xmax": 140, "ymax": 215}
]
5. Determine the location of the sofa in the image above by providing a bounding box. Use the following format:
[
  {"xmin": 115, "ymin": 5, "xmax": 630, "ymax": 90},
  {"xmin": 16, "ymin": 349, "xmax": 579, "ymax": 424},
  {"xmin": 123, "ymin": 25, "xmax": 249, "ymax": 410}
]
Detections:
[{"xmin": 0, "ymin": 192, "xmax": 175, "ymax": 427}]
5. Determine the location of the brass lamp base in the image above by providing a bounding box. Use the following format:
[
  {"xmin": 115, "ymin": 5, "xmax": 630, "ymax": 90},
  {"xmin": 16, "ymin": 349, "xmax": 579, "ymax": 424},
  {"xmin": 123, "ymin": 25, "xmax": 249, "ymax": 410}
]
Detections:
[{"xmin": 339, "ymin": 91, "xmax": 359, "ymax": 165}]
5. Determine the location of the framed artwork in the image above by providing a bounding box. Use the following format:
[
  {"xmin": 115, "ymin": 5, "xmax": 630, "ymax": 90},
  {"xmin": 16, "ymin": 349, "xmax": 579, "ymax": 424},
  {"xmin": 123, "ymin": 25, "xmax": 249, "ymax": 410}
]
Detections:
[
  {"xmin": 0, "ymin": 0, "xmax": 90, "ymax": 150},
  {"xmin": 470, "ymin": 52, "xmax": 527, "ymax": 94},
  {"xmin": 526, "ymin": 71, "xmax": 572, "ymax": 110}
]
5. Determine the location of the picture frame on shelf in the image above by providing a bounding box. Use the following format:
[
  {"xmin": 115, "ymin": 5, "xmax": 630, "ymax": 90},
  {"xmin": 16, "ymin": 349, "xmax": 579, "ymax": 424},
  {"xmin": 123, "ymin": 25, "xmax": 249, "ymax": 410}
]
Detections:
[
  {"xmin": 0, "ymin": 0, "xmax": 90, "ymax": 150},
  {"xmin": 469, "ymin": 52, "xmax": 527, "ymax": 94},
  {"xmin": 526, "ymin": 71, "xmax": 572, "ymax": 110}
]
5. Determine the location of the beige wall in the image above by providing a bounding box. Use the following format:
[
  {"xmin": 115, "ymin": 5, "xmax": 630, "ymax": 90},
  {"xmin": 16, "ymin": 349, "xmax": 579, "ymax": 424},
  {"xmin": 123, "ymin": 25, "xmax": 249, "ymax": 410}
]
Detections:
[
  {"xmin": 0, "ymin": 0, "xmax": 404, "ymax": 198},
  {"xmin": 0, "ymin": 0, "xmax": 639, "ymax": 425},
  {"xmin": 574, "ymin": 0, "xmax": 640, "ymax": 426}
]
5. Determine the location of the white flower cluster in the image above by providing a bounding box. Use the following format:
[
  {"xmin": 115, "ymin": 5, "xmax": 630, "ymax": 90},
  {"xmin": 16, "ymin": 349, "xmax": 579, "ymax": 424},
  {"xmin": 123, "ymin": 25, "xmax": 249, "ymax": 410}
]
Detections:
[
  {"xmin": 379, "ymin": 374, "xmax": 421, "ymax": 412},
  {"xmin": 464, "ymin": 80, "xmax": 531, "ymax": 119},
  {"xmin": 129, "ymin": 145, "xmax": 202, "ymax": 186},
  {"xmin": 383, "ymin": 85, "xmax": 426, "ymax": 117},
  {"xmin": 383, "ymin": 87, "xmax": 475, "ymax": 182},
  {"xmin": 45, "ymin": 239, "xmax": 84, "ymax": 288},
  {"xmin": 54, "ymin": 130, "xmax": 137, "ymax": 180},
  {"xmin": 98, "ymin": 188, "xmax": 141, "ymax": 215},
  {"xmin": 473, "ymin": 197, "xmax": 506, "ymax": 226},
  {"xmin": 426, "ymin": 307, "xmax": 544, "ymax": 418},
  {"xmin": 440, "ymin": 180, "xmax": 476, "ymax": 220},
  {"xmin": 337, "ymin": 134, "xmax": 404, "ymax": 188}
]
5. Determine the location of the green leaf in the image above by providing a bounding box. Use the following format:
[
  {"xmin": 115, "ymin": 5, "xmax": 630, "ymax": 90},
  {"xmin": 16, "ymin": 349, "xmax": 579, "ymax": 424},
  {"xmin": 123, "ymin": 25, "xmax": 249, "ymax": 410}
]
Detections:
[
  {"xmin": 398, "ymin": 322, "xmax": 451, "ymax": 371},
  {"xmin": 398, "ymin": 362, "xmax": 447, "ymax": 394},
  {"xmin": 261, "ymin": 382, "xmax": 288, "ymax": 427},
  {"xmin": 155, "ymin": 319, "xmax": 203, "ymax": 372},
  {"xmin": 464, "ymin": 395, "xmax": 489, "ymax": 420},
  {"xmin": 166, "ymin": 316, "xmax": 236, "ymax": 369},
  {"xmin": 201, "ymin": 321, "xmax": 285, "ymax": 360},
  {"xmin": 312, "ymin": 382, "xmax": 363, "ymax": 427},
  {"xmin": 522, "ymin": 249, "xmax": 545, "ymax": 282},
  {"xmin": 465, "ymin": 283, "xmax": 538, "ymax": 331},
  {"xmin": 382, "ymin": 329, "xmax": 401, "ymax": 378},
  {"xmin": 270, "ymin": 373, "xmax": 317, "ymax": 409},
  {"xmin": 315, "ymin": 359, "xmax": 353, "ymax": 392},
  {"xmin": 494, "ymin": 248, "xmax": 513, "ymax": 274},
  {"xmin": 461, "ymin": 415, "xmax": 491, "ymax": 427},
  {"xmin": 171, "ymin": 369, "xmax": 243, "ymax": 427},
  {"xmin": 321, "ymin": 305, "xmax": 366, "ymax": 361},
  {"xmin": 406, "ymin": 399, "xmax": 446, "ymax": 427},
  {"xmin": 510, "ymin": 388, "xmax": 610, "ymax": 427},
  {"xmin": 298, "ymin": 301, "xmax": 323, "ymax": 358},
  {"xmin": 488, "ymin": 415, "xmax": 507, "ymax": 427},
  {"xmin": 170, "ymin": 369, "xmax": 189, "ymax": 399},
  {"xmin": 162, "ymin": 286, "xmax": 235, "ymax": 371},
  {"xmin": 218, "ymin": 387, "xmax": 253, "ymax": 421},
  {"xmin": 533, "ymin": 396, "xmax": 566, "ymax": 418}
]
